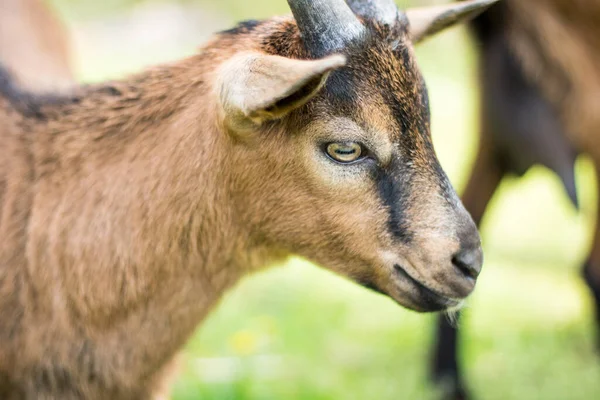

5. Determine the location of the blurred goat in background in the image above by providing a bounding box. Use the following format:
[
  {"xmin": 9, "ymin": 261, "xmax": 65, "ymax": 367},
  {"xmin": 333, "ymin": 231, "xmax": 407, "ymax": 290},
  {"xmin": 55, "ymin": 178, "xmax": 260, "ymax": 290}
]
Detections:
[
  {"xmin": 0, "ymin": 0, "xmax": 74, "ymax": 91},
  {"xmin": 431, "ymin": 0, "xmax": 600, "ymax": 399}
]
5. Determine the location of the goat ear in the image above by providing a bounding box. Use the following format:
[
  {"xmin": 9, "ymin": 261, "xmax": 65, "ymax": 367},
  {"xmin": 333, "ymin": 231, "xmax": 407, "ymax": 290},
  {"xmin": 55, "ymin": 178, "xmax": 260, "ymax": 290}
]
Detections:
[
  {"xmin": 218, "ymin": 52, "xmax": 346, "ymax": 125},
  {"xmin": 406, "ymin": 0, "xmax": 499, "ymax": 44}
]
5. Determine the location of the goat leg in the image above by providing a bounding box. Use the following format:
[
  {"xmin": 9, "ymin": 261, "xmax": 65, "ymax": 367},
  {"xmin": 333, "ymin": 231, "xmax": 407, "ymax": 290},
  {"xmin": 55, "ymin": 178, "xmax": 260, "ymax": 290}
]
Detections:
[{"xmin": 582, "ymin": 161, "xmax": 600, "ymax": 352}]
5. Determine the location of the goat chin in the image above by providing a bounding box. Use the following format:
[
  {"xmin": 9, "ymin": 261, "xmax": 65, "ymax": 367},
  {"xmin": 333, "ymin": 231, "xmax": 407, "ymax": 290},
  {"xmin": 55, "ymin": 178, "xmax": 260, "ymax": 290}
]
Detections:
[{"xmin": 444, "ymin": 301, "xmax": 466, "ymax": 327}]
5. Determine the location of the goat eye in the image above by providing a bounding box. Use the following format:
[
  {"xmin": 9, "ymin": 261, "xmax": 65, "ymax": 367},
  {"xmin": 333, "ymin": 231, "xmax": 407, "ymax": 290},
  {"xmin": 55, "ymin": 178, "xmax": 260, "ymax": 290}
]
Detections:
[{"xmin": 325, "ymin": 142, "xmax": 363, "ymax": 163}]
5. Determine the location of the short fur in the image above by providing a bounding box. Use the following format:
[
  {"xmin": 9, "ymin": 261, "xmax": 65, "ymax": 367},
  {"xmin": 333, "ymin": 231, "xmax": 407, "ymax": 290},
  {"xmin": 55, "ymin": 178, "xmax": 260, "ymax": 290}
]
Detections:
[{"xmin": 0, "ymin": 2, "xmax": 486, "ymax": 398}]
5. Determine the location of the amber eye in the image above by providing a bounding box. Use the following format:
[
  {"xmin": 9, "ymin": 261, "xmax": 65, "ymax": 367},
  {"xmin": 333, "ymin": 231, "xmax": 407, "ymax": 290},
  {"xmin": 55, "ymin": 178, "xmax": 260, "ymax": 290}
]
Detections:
[{"xmin": 325, "ymin": 142, "xmax": 364, "ymax": 163}]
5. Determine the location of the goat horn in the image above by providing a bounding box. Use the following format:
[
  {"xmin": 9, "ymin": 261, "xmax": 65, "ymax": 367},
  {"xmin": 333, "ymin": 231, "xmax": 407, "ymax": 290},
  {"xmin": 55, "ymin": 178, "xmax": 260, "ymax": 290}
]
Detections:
[
  {"xmin": 287, "ymin": 0, "xmax": 365, "ymax": 56},
  {"xmin": 346, "ymin": 0, "xmax": 400, "ymax": 26}
]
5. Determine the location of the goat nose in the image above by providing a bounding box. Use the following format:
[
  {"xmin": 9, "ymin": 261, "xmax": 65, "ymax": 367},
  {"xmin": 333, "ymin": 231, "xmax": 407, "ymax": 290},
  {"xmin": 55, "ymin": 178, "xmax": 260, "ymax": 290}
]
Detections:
[{"xmin": 452, "ymin": 244, "xmax": 483, "ymax": 280}]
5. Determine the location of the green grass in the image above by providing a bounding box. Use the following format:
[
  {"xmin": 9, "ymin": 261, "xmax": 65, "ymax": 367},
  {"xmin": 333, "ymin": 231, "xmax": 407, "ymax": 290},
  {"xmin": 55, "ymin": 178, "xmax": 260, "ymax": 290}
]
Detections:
[
  {"xmin": 49, "ymin": 1, "xmax": 600, "ymax": 398},
  {"xmin": 169, "ymin": 257, "xmax": 599, "ymax": 400}
]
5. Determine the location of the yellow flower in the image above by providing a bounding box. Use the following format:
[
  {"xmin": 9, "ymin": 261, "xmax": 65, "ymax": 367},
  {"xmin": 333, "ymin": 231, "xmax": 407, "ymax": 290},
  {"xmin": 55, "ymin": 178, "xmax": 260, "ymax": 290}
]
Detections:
[{"xmin": 229, "ymin": 330, "xmax": 258, "ymax": 356}]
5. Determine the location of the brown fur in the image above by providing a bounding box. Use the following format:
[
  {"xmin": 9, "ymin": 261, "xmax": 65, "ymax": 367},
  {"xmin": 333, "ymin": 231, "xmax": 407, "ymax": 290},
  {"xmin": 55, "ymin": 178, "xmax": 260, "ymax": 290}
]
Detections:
[
  {"xmin": 0, "ymin": 6, "xmax": 483, "ymax": 399},
  {"xmin": 0, "ymin": 0, "xmax": 73, "ymax": 91}
]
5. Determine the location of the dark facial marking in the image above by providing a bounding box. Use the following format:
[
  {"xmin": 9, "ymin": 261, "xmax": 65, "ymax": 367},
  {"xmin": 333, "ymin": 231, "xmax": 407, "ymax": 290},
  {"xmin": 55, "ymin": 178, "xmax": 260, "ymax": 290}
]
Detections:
[
  {"xmin": 323, "ymin": 67, "xmax": 360, "ymax": 109},
  {"xmin": 374, "ymin": 159, "xmax": 413, "ymax": 243},
  {"xmin": 373, "ymin": 51, "xmax": 453, "ymax": 207},
  {"xmin": 384, "ymin": 75, "xmax": 431, "ymax": 152}
]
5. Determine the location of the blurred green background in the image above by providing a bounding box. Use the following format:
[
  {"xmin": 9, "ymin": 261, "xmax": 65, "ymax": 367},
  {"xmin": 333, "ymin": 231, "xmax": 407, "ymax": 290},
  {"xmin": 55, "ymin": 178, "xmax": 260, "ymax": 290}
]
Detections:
[{"xmin": 47, "ymin": 0, "xmax": 600, "ymax": 398}]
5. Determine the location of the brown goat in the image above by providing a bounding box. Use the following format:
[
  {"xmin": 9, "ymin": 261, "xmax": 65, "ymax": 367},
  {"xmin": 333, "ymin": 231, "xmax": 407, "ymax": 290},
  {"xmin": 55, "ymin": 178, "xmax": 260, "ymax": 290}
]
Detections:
[
  {"xmin": 0, "ymin": 0, "xmax": 73, "ymax": 91},
  {"xmin": 0, "ymin": 0, "xmax": 496, "ymax": 398},
  {"xmin": 430, "ymin": 1, "xmax": 600, "ymax": 399}
]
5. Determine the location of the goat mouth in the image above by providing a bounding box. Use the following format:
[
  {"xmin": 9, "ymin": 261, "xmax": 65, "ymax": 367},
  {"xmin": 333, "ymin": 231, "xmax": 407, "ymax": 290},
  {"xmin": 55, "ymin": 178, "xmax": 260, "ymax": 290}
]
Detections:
[{"xmin": 393, "ymin": 264, "xmax": 460, "ymax": 312}]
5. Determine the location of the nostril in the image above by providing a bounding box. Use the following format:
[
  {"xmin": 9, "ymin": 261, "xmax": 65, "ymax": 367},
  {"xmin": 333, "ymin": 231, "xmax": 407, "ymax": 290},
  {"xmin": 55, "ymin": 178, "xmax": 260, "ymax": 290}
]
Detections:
[{"xmin": 452, "ymin": 247, "xmax": 482, "ymax": 280}]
